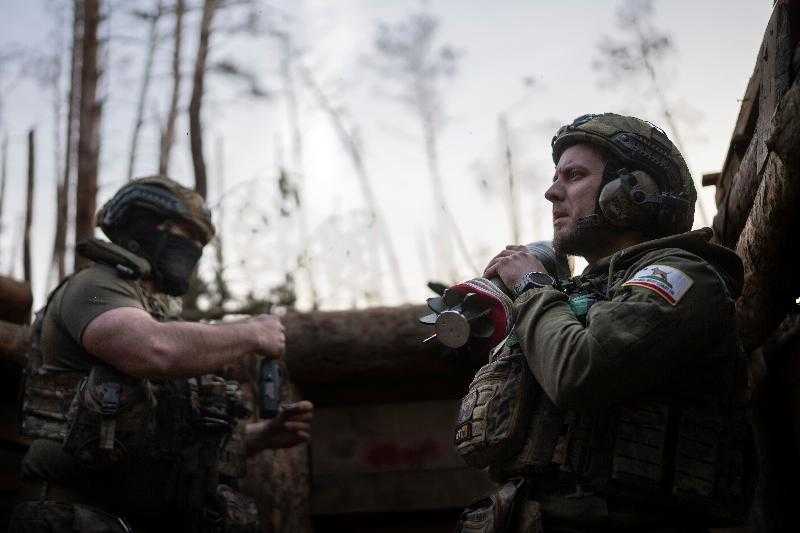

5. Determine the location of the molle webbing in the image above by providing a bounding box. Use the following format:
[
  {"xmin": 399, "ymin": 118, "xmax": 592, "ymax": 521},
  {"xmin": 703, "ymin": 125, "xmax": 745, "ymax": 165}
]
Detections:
[{"xmin": 20, "ymin": 368, "xmax": 83, "ymax": 440}]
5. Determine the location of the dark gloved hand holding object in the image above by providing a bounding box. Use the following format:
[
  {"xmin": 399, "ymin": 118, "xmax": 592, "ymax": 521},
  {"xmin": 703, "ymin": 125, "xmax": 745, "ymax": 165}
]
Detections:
[
  {"xmin": 419, "ymin": 241, "xmax": 569, "ymax": 353},
  {"xmin": 259, "ymin": 359, "xmax": 282, "ymax": 419}
]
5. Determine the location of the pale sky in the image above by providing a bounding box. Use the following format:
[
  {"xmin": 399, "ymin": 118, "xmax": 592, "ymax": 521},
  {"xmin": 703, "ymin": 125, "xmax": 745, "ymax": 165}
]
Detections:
[{"xmin": 0, "ymin": 0, "xmax": 773, "ymax": 309}]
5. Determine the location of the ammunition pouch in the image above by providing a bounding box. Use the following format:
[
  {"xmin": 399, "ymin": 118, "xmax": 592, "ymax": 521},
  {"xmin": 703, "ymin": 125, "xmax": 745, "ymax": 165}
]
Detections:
[
  {"xmin": 563, "ymin": 396, "xmax": 752, "ymax": 526},
  {"xmin": 63, "ymin": 364, "xmax": 156, "ymax": 468},
  {"xmin": 455, "ymin": 343, "xmax": 532, "ymax": 468}
]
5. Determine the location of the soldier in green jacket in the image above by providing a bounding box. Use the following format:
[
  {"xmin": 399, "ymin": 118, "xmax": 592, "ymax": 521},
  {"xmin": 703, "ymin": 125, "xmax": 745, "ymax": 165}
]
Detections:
[
  {"xmin": 10, "ymin": 177, "xmax": 313, "ymax": 532},
  {"xmin": 468, "ymin": 114, "xmax": 751, "ymax": 532}
]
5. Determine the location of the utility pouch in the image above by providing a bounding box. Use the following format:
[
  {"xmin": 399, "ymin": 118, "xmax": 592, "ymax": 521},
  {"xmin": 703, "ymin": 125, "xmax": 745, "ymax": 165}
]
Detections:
[
  {"xmin": 489, "ymin": 381, "xmax": 564, "ymax": 481},
  {"xmin": 18, "ymin": 299, "xmax": 83, "ymax": 441},
  {"xmin": 19, "ymin": 367, "xmax": 83, "ymax": 441},
  {"xmin": 456, "ymin": 478, "xmax": 538, "ymax": 533},
  {"xmin": 63, "ymin": 364, "xmax": 155, "ymax": 467},
  {"xmin": 454, "ymin": 343, "xmax": 531, "ymax": 469}
]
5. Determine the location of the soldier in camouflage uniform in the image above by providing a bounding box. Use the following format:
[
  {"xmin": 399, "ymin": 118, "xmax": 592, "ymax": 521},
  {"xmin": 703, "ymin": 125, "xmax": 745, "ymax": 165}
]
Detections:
[
  {"xmin": 10, "ymin": 176, "xmax": 313, "ymax": 532},
  {"xmin": 459, "ymin": 114, "xmax": 751, "ymax": 532}
]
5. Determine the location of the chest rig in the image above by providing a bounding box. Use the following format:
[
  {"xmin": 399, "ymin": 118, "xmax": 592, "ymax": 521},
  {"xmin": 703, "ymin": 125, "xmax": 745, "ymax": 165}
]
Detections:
[
  {"xmin": 553, "ymin": 270, "xmax": 750, "ymax": 525},
  {"xmin": 19, "ymin": 240, "xmax": 258, "ymax": 530},
  {"xmin": 456, "ymin": 262, "xmax": 751, "ymax": 526}
]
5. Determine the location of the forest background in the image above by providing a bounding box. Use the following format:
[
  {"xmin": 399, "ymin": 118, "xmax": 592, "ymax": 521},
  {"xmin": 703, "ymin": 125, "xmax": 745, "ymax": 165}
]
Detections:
[{"xmin": 0, "ymin": 0, "xmax": 773, "ymax": 313}]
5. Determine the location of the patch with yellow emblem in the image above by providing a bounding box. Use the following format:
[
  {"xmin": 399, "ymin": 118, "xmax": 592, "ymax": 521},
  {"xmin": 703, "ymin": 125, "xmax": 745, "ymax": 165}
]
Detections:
[{"xmin": 622, "ymin": 264, "xmax": 693, "ymax": 305}]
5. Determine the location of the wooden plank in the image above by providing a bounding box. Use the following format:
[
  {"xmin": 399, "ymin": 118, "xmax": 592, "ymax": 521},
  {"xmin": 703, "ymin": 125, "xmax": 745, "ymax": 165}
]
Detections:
[
  {"xmin": 702, "ymin": 172, "xmax": 721, "ymax": 187},
  {"xmin": 301, "ymin": 374, "xmax": 473, "ymax": 408},
  {"xmin": 310, "ymin": 400, "xmax": 495, "ymax": 513},
  {"xmin": 313, "ymin": 400, "xmax": 466, "ymax": 475},
  {"xmin": 312, "ymin": 468, "xmax": 494, "ymax": 515}
]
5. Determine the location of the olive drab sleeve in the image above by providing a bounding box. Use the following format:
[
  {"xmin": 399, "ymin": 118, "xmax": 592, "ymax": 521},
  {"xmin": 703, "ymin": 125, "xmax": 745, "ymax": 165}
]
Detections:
[
  {"xmin": 58, "ymin": 265, "xmax": 146, "ymax": 344},
  {"xmin": 513, "ymin": 249, "xmax": 736, "ymax": 411}
]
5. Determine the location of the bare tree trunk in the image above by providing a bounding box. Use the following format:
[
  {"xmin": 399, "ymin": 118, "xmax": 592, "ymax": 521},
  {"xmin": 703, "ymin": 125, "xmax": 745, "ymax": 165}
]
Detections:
[
  {"xmin": 53, "ymin": 0, "xmax": 83, "ymax": 282},
  {"xmin": 498, "ymin": 113, "xmax": 520, "ymax": 244},
  {"xmin": 274, "ymin": 32, "xmax": 319, "ymax": 309},
  {"xmin": 126, "ymin": 0, "xmax": 163, "ymax": 181},
  {"xmin": 189, "ymin": 0, "xmax": 216, "ymax": 199},
  {"xmin": 24, "ymin": 130, "xmax": 35, "ymax": 285},
  {"xmin": 420, "ymin": 110, "xmax": 477, "ymax": 278},
  {"xmin": 74, "ymin": 0, "xmax": 103, "ymax": 271},
  {"xmin": 298, "ymin": 66, "xmax": 407, "ymax": 301},
  {"xmin": 8, "ymin": 217, "xmax": 23, "ymax": 277},
  {"xmin": 213, "ymin": 135, "xmax": 229, "ymax": 304},
  {"xmin": 159, "ymin": 0, "xmax": 184, "ymax": 176},
  {"xmin": 0, "ymin": 134, "xmax": 7, "ymax": 244},
  {"xmin": 47, "ymin": 4, "xmax": 71, "ymax": 287}
]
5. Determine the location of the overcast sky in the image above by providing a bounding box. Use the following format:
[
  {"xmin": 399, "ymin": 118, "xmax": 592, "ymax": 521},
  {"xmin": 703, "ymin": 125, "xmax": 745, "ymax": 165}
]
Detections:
[{"xmin": 0, "ymin": 0, "xmax": 774, "ymax": 309}]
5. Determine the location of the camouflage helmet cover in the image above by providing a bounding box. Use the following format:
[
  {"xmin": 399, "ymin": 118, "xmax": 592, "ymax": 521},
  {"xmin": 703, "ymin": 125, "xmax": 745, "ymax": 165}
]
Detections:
[
  {"xmin": 96, "ymin": 176, "xmax": 215, "ymax": 244},
  {"xmin": 551, "ymin": 113, "xmax": 696, "ymax": 235}
]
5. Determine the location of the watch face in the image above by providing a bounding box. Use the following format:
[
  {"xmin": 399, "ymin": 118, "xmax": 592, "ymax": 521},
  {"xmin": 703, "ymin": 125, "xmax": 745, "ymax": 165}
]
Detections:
[{"xmin": 528, "ymin": 272, "xmax": 555, "ymax": 287}]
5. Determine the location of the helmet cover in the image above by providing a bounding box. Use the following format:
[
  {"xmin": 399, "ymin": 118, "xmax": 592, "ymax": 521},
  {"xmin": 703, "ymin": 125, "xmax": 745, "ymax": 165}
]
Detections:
[{"xmin": 96, "ymin": 176, "xmax": 215, "ymax": 245}]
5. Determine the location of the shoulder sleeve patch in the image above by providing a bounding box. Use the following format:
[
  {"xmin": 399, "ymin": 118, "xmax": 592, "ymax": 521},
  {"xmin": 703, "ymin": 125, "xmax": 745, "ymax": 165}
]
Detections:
[{"xmin": 621, "ymin": 264, "xmax": 694, "ymax": 305}]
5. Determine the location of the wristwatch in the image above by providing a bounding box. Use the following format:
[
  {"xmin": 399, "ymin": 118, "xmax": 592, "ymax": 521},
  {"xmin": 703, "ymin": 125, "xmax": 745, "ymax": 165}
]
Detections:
[{"xmin": 512, "ymin": 271, "xmax": 556, "ymax": 296}]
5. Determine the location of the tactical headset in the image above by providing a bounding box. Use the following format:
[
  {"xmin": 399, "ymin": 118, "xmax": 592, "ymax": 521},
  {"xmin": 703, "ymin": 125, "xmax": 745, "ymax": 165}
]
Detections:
[{"xmin": 552, "ymin": 113, "xmax": 695, "ymax": 237}]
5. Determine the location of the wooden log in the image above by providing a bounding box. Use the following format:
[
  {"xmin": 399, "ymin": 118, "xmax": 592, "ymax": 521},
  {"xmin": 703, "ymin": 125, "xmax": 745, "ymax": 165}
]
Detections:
[
  {"xmin": 736, "ymin": 78, "xmax": 800, "ymax": 352},
  {"xmin": 0, "ymin": 277, "xmax": 32, "ymax": 325},
  {"xmin": 0, "ymin": 321, "xmax": 30, "ymax": 366},
  {"xmin": 205, "ymin": 304, "xmax": 474, "ymax": 405},
  {"xmin": 714, "ymin": 131, "xmax": 758, "ymax": 247},
  {"xmin": 282, "ymin": 305, "xmax": 449, "ymax": 384},
  {"xmin": 712, "ymin": 2, "xmax": 793, "ymax": 248}
]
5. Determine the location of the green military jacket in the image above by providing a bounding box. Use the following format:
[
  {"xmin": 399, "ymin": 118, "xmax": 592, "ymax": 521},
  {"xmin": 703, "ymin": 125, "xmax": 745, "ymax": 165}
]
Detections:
[
  {"xmin": 514, "ymin": 228, "xmax": 743, "ymax": 411},
  {"xmin": 509, "ymin": 228, "xmax": 749, "ymax": 528}
]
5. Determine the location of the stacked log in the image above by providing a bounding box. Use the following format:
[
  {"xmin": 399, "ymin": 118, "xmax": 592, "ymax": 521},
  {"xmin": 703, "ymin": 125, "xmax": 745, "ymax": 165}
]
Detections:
[
  {"xmin": 707, "ymin": 2, "xmax": 800, "ymax": 531},
  {"xmin": 710, "ymin": 0, "xmax": 799, "ymax": 351},
  {"xmin": 0, "ymin": 276, "xmax": 32, "ymax": 364}
]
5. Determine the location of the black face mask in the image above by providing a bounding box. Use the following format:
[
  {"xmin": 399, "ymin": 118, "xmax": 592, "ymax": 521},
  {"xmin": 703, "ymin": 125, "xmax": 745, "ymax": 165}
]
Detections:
[
  {"xmin": 130, "ymin": 228, "xmax": 202, "ymax": 296},
  {"xmin": 151, "ymin": 232, "xmax": 203, "ymax": 296}
]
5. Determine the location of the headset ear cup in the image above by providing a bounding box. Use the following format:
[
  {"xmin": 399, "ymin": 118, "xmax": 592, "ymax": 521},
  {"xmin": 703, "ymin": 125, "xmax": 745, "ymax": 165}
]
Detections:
[
  {"xmin": 598, "ymin": 177, "xmax": 626, "ymax": 227},
  {"xmin": 598, "ymin": 170, "xmax": 660, "ymax": 229}
]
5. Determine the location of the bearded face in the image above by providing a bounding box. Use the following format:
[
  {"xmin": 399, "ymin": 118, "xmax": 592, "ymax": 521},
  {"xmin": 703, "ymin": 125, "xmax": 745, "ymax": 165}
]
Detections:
[{"xmin": 545, "ymin": 144, "xmax": 615, "ymax": 260}]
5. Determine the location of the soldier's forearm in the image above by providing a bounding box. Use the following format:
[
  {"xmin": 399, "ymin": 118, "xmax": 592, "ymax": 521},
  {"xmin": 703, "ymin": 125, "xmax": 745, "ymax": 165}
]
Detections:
[{"xmin": 147, "ymin": 320, "xmax": 262, "ymax": 377}]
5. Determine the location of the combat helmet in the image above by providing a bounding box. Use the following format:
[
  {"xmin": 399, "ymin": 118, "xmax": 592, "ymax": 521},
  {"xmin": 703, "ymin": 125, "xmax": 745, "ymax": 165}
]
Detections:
[
  {"xmin": 551, "ymin": 113, "xmax": 696, "ymax": 237},
  {"xmin": 97, "ymin": 176, "xmax": 215, "ymax": 245}
]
